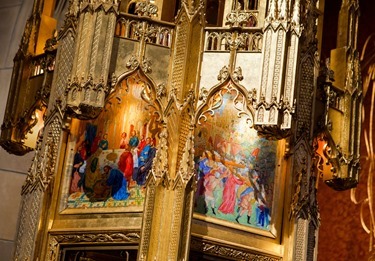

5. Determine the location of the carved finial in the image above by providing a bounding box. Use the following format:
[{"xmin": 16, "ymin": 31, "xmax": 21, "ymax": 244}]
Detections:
[
  {"xmin": 266, "ymin": 0, "xmax": 278, "ymax": 22},
  {"xmin": 291, "ymin": 0, "xmax": 300, "ymax": 25},
  {"xmin": 156, "ymin": 83, "xmax": 166, "ymax": 98},
  {"xmin": 248, "ymin": 88, "xmax": 257, "ymax": 104},
  {"xmin": 232, "ymin": 67, "xmax": 244, "ymax": 82},
  {"xmin": 217, "ymin": 66, "xmax": 230, "ymax": 82},
  {"xmin": 141, "ymin": 57, "xmax": 152, "ymax": 73},
  {"xmin": 278, "ymin": 0, "xmax": 288, "ymax": 21},
  {"xmin": 111, "ymin": 73, "xmax": 117, "ymax": 87},
  {"xmin": 126, "ymin": 55, "xmax": 140, "ymax": 70},
  {"xmin": 199, "ymin": 87, "xmax": 208, "ymax": 103}
]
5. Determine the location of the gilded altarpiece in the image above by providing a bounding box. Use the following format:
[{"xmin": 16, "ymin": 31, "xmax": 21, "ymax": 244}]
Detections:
[{"xmin": 10, "ymin": 0, "xmax": 331, "ymax": 260}]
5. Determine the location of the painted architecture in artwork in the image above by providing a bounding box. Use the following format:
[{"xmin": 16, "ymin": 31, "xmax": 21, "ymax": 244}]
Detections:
[{"xmin": 0, "ymin": 0, "xmax": 364, "ymax": 260}]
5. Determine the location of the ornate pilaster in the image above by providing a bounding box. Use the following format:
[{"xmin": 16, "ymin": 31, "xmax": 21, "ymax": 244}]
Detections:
[
  {"xmin": 14, "ymin": 109, "xmax": 64, "ymax": 261},
  {"xmin": 65, "ymin": 0, "xmax": 120, "ymax": 119},
  {"xmin": 170, "ymin": 1, "xmax": 205, "ymax": 100},
  {"xmin": 138, "ymin": 4, "xmax": 204, "ymax": 260},
  {"xmin": 138, "ymin": 91, "xmax": 197, "ymax": 261},
  {"xmin": 47, "ymin": 0, "xmax": 79, "ymax": 112},
  {"xmin": 289, "ymin": 0, "xmax": 321, "ymax": 260},
  {"xmin": 255, "ymin": 0, "xmax": 298, "ymax": 138},
  {"xmin": 13, "ymin": 1, "xmax": 78, "ymax": 259}
]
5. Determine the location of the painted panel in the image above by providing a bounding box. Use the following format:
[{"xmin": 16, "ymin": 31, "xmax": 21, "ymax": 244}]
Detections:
[
  {"xmin": 194, "ymin": 85, "xmax": 277, "ymax": 231},
  {"xmin": 63, "ymin": 71, "xmax": 160, "ymax": 212}
]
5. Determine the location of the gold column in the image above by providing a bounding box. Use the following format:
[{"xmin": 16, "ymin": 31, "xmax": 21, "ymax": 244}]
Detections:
[{"xmin": 138, "ymin": 2, "xmax": 205, "ymax": 260}]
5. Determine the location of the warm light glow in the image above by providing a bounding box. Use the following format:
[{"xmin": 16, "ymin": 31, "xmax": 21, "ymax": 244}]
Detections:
[
  {"xmin": 314, "ymin": 135, "xmax": 334, "ymax": 182},
  {"xmin": 24, "ymin": 107, "xmax": 46, "ymax": 148}
]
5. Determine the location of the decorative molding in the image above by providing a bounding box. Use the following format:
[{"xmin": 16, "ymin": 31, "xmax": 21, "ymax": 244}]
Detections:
[
  {"xmin": 79, "ymin": 0, "xmax": 120, "ymax": 14},
  {"xmin": 205, "ymin": 29, "xmax": 263, "ymax": 52},
  {"xmin": 135, "ymin": 1, "xmax": 158, "ymax": 17},
  {"xmin": 290, "ymin": 135, "xmax": 320, "ymax": 227},
  {"xmin": 225, "ymin": 7, "xmax": 256, "ymax": 28},
  {"xmin": 52, "ymin": 232, "xmax": 140, "ymax": 244},
  {"xmin": 48, "ymin": 232, "xmax": 140, "ymax": 260},
  {"xmin": 190, "ymin": 237, "xmax": 282, "ymax": 261}
]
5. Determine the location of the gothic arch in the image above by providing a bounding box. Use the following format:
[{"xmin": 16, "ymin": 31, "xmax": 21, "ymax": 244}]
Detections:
[
  {"xmin": 113, "ymin": 68, "xmax": 163, "ymax": 122},
  {"xmin": 196, "ymin": 78, "xmax": 256, "ymax": 126}
]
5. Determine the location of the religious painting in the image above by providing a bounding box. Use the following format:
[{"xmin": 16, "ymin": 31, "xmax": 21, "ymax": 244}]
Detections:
[
  {"xmin": 194, "ymin": 85, "xmax": 278, "ymax": 231},
  {"xmin": 64, "ymin": 71, "xmax": 161, "ymax": 212}
]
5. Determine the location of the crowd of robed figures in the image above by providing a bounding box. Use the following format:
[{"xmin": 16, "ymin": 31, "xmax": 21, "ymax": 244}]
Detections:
[
  {"xmin": 195, "ymin": 150, "xmax": 270, "ymax": 228},
  {"xmin": 70, "ymin": 129, "xmax": 156, "ymax": 201}
]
